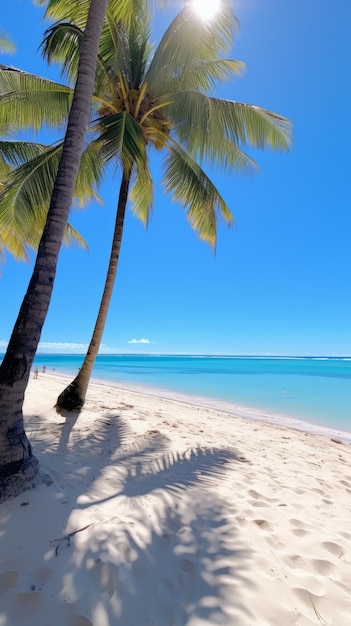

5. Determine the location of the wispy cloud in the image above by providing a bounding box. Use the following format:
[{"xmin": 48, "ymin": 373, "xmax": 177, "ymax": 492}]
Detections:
[
  {"xmin": 0, "ymin": 341, "xmax": 124, "ymax": 354},
  {"xmin": 39, "ymin": 341, "xmax": 88, "ymax": 353},
  {"xmin": 1, "ymin": 339, "xmax": 156, "ymax": 354},
  {"xmin": 38, "ymin": 342, "xmax": 125, "ymax": 354},
  {"xmin": 128, "ymin": 338, "xmax": 152, "ymax": 344}
]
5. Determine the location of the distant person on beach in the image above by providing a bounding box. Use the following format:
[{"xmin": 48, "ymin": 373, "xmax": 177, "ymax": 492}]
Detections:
[
  {"xmin": 34, "ymin": 366, "xmax": 39, "ymax": 379},
  {"xmin": 42, "ymin": 365, "xmax": 46, "ymax": 373}
]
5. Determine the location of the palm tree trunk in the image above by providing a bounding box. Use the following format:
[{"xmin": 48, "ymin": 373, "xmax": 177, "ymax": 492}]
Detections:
[
  {"xmin": 55, "ymin": 170, "xmax": 131, "ymax": 413},
  {"xmin": 0, "ymin": 0, "xmax": 109, "ymax": 501}
]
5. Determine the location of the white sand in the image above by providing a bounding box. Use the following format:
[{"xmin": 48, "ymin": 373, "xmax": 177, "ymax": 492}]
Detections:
[{"xmin": 1, "ymin": 372, "xmax": 351, "ymax": 625}]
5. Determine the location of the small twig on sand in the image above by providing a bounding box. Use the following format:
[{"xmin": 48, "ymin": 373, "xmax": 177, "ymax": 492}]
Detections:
[
  {"xmin": 51, "ymin": 523, "xmax": 92, "ymax": 555},
  {"xmin": 308, "ymin": 591, "xmax": 328, "ymax": 625}
]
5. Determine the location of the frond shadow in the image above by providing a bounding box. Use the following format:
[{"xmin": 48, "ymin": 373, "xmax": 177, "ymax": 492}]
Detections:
[
  {"xmin": 65, "ymin": 489, "xmax": 255, "ymax": 625},
  {"xmin": 2, "ymin": 403, "xmax": 256, "ymax": 625},
  {"xmin": 120, "ymin": 446, "xmax": 245, "ymax": 497}
]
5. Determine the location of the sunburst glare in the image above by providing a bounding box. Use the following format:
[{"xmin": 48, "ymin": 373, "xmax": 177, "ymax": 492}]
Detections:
[{"xmin": 191, "ymin": 0, "xmax": 221, "ymax": 20}]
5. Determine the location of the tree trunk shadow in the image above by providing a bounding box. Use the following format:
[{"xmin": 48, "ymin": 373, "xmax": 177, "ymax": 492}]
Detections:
[{"xmin": 56, "ymin": 410, "xmax": 80, "ymax": 453}]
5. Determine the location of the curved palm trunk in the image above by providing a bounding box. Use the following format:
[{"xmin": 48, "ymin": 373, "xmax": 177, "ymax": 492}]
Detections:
[
  {"xmin": 55, "ymin": 170, "xmax": 131, "ymax": 413},
  {"xmin": 0, "ymin": 0, "xmax": 108, "ymax": 501}
]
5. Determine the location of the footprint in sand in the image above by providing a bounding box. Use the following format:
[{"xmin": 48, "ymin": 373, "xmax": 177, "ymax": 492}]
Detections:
[
  {"xmin": 311, "ymin": 559, "xmax": 335, "ymax": 576},
  {"xmin": 289, "ymin": 519, "xmax": 311, "ymax": 538},
  {"xmin": 180, "ymin": 558, "xmax": 196, "ymax": 576},
  {"xmin": 289, "ymin": 518, "xmax": 308, "ymax": 529},
  {"xmin": 15, "ymin": 591, "xmax": 46, "ymax": 618},
  {"xmin": 248, "ymin": 489, "xmax": 277, "ymax": 503},
  {"xmin": 252, "ymin": 519, "xmax": 271, "ymax": 531},
  {"xmin": 321, "ymin": 541, "xmax": 344, "ymax": 557},
  {"xmin": 0, "ymin": 570, "xmax": 19, "ymax": 595},
  {"xmin": 69, "ymin": 617, "xmax": 93, "ymax": 626},
  {"xmin": 248, "ymin": 489, "xmax": 279, "ymax": 508},
  {"xmin": 291, "ymin": 528, "xmax": 310, "ymax": 538},
  {"xmin": 284, "ymin": 554, "xmax": 306, "ymax": 570},
  {"xmin": 340, "ymin": 479, "xmax": 351, "ymax": 492}
]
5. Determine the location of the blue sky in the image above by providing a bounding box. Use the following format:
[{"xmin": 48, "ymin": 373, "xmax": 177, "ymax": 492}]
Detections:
[{"xmin": 1, "ymin": 0, "xmax": 350, "ymax": 356}]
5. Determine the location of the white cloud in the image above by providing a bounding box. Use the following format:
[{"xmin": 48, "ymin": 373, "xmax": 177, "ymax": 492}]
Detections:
[
  {"xmin": 1, "ymin": 338, "xmax": 155, "ymax": 355},
  {"xmin": 128, "ymin": 338, "xmax": 152, "ymax": 344},
  {"xmin": 1, "ymin": 340, "xmax": 89, "ymax": 355},
  {"xmin": 38, "ymin": 342, "xmax": 122, "ymax": 354},
  {"xmin": 38, "ymin": 341, "xmax": 89, "ymax": 353}
]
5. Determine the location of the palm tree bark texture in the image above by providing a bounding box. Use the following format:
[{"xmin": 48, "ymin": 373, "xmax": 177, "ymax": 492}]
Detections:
[{"xmin": 0, "ymin": 0, "xmax": 109, "ymax": 500}]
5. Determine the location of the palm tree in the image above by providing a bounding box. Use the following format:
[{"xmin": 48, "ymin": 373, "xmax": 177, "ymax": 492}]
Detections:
[
  {"xmin": 48, "ymin": 1, "xmax": 291, "ymax": 411},
  {"xmin": 0, "ymin": 0, "xmax": 109, "ymax": 500},
  {"xmin": 0, "ymin": 1, "xmax": 292, "ymax": 415}
]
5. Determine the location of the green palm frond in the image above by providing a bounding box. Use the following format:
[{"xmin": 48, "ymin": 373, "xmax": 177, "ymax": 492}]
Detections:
[
  {"xmin": 94, "ymin": 111, "xmax": 146, "ymax": 171},
  {"xmin": 0, "ymin": 140, "xmax": 48, "ymax": 167},
  {"xmin": 0, "ymin": 30, "xmax": 15, "ymax": 54},
  {"xmin": 163, "ymin": 139, "xmax": 234, "ymax": 247},
  {"xmin": 0, "ymin": 141, "xmax": 56, "ymax": 248},
  {"xmin": 1, "ymin": 140, "xmax": 102, "ymax": 220},
  {"xmin": 172, "ymin": 92, "xmax": 292, "ymax": 153},
  {"xmin": 40, "ymin": 22, "xmax": 85, "ymax": 84},
  {"xmin": 0, "ymin": 220, "xmax": 30, "ymax": 262},
  {"xmin": 167, "ymin": 91, "xmax": 291, "ymax": 169},
  {"xmin": 146, "ymin": 3, "xmax": 239, "ymax": 94},
  {"xmin": 164, "ymin": 91, "xmax": 256, "ymax": 172},
  {"xmin": 0, "ymin": 139, "xmax": 103, "ymax": 256},
  {"xmin": 33, "ymin": 0, "xmax": 147, "ymax": 30},
  {"xmin": 0, "ymin": 152, "xmax": 12, "ymax": 181},
  {"xmin": 63, "ymin": 222, "xmax": 88, "ymax": 249},
  {"xmin": 129, "ymin": 153, "xmax": 154, "ymax": 225},
  {"xmin": 74, "ymin": 141, "xmax": 105, "ymax": 207},
  {"xmin": 0, "ymin": 179, "xmax": 88, "ymax": 257},
  {"xmin": 0, "ymin": 67, "xmax": 72, "ymax": 133},
  {"xmin": 123, "ymin": 9, "xmax": 152, "ymax": 89},
  {"xmin": 41, "ymin": 22, "xmax": 113, "ymax": 99},
  {"xmin": 207, "ymin": 98, "xmax": 293, "ymax": 152}
]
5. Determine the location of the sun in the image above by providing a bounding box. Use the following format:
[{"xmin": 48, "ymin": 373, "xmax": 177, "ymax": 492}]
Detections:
[{"xmin": 191, "ymin": 0, "xmax": 221, "ymax": 20}]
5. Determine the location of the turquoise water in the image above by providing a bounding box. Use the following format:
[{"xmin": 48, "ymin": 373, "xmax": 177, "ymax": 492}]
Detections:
[{"xmin": 25, "ymin": 354, "xmax": 351, "ymax": 436}]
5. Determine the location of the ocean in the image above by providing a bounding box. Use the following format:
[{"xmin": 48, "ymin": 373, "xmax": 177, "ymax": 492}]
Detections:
[{"xmin": 25, "ymin": 354, "xmax": 351, "ymax": 438}]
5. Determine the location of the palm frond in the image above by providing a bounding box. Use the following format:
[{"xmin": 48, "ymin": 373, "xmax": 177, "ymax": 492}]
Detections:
[
  {"xmin": 169, "ymin": 92, "xmax": 292, "ymax": 159},
  {"xmin": 63, "ymin": 222, "xmax": 89, "ymax": 250},
  {"xmin": 208, "ymin": 98, "xmax": 293, "ymax": 152},
  {"xmin": 129, "ymin": 153, "xmax": 154, "ymax": 225},
  {"xmin": 40, "ymin": 22, "xmax": 112, "ymax": 99},
  {"xmin": 34, "ymin": 0, "xmax": 147, "ymax": 30},
  {"xmin": 93, "ymin": 111, "xmax": 146, "ymax": 171},
  {"xmin": 0, "ymin": 30, "xmax": 15, "ymax": 55},
  {"xmin": 163, "ymin": 138, "xmax": 234, "ymax": 247},
  {"xmin": 0, "ymin": 139, "xmax": 101, "ymax": 255},
  {"xmin": 0, "ymin": 225, "xmax": 29, "ymax": 262},
  {"xmin": 0, "ymin": 67, "xmax": 73, "ymax": 133},
  {"xmin": 164, "ymin": 91, "xmax": 256, "ymax": 172},
  {"xmin": 146, "ymin": 3, "xmax": 239, "ymax": 94},
  {"xmin": 40, "ymin": 22, "xmax": 84, "ymax": 85},
  {"xmin": 0, "ymin": 140, "xmax": 48, "ymax": 167}
]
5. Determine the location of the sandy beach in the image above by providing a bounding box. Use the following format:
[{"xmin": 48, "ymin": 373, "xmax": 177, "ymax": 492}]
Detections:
[{"xmin": 1, "ymin": 372, "xmax": 351, "ymax": 625}]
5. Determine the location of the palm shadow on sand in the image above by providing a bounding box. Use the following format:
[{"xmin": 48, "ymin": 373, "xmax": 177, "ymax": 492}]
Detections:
[{"xmin": 1, "ymin": 407, "xmax": 255, "ymax": 625}]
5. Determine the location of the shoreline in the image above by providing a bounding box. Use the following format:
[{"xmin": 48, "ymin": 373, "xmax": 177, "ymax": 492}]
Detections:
[{"xmin": 43, "ymin": 370, "xmax": 351, "ymax": 444}]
